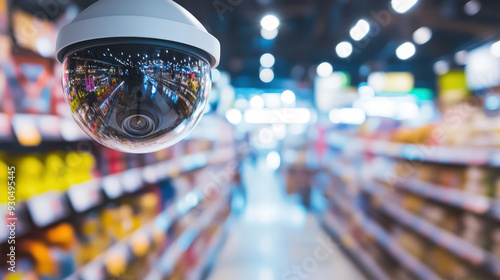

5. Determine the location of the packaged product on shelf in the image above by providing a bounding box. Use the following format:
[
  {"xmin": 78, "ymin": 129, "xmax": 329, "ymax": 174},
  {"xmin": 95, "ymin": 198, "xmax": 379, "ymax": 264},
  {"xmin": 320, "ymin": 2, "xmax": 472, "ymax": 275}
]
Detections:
[
  {"xmin": 75, "ymin": 211, "xmax": 109, "ymax": 266},
  {"xmin": 425, "ymin": 247, "xmax": 469, "ymax": 279},
  {"xmin": 461, "ymin": 213, "xmax": 487, "ymax": 248},
  {"xmin": 492, "ymin": 229, "xmax": 500, "ymax": 259},
  {"xmin": 463, "ymin": 166, "xmax": 491, "ymax": 196},
  {"xmin": 394, "ymin": 229, "xmax": 427, "ymax": 261},
  {"xmin": 0, "ymin": 156, "xmax": 8, "ymax": 204},
  {"xmin": 64, "ymin": 151, "xmax": 96, "ymax": 186},
  {"xmin": 400, "ymin": 193, "xmax": 425, "ymax": 214},
  {"xmin": 16, "ymin": 155, "xmax": 45, "ymax": 200}
]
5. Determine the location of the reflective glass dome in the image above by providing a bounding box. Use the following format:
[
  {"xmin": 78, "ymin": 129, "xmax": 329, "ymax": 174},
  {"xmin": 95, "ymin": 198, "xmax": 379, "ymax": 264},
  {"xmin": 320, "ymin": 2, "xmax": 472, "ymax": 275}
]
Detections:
[{"xmin": 62, "ymin": 43, "xmax": 211, "ymax": 153}]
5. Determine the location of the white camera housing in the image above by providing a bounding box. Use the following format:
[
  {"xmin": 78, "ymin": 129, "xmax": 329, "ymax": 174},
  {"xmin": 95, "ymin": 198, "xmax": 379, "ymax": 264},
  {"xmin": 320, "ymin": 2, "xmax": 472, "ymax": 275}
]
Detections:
[
  {"xmin": 55, "ymin": 0, "xmax": 221, "ymax": 154},
  {"xmin": 56, "ymin": 0, "xmax": 220, "ymax": 66}
]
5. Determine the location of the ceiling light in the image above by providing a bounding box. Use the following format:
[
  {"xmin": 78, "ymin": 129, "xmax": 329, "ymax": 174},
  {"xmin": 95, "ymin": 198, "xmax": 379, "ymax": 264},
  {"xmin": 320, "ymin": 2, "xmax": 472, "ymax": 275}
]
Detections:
[
  {"xmin": 281, "ymin": 90, "xmax": 296, "ymax": 105},
  {"xmin": 266, "ymin": 151, "xmax": 281, "ymax": 170},
  {"xmin": 316, "ymin": 62, "xmax": 333, "ymax": 77},
  {"xmin": 433, "ymin": 60, "xmax": 449, "ymax": 75},
  {"xmin": 391, "ymin": 0, "xmax": 418, "ymax": 14},
  {"xmin": 250, "ymin": 96, "xmax": 265, "ymax": 109},
  {"xmin": 260, "ymin": 53, "xmax": 275, "ymax": 68},
  {"xmin": 454, "ymin": 50, "xmax": 468, "ymax": 65},
  {"xmin": 335, "ymin": 41, "xmax": 353, "ymax": 58},
  {"xmin": 225, "ymin": 109, "xmax": 243, "ymax": 125},
  {"xmin": 464, "ymin": 0, "xmax": 481, "ymax": 16},
  {"xmin": 358, "ymin": 84, "xmax": 375, "ymax": 99},
  {"xmin": 491, "ymin": 41, "xmax": 500, "ymax": 57},
  {"xmin": 350, "ymin": 19, "xmax": 370, "ymax": 41},
  {"xmin": 261, "ymin": 28, "xmax": 278, "ymax": 40},
  {"xmin": 412, "ymin": 27, "xmax": 432, "ymax": 45},
  {"xmin": 396, "ymin": 42, "xmax": 416, "ymax": 60},
  {"xmin": 329, "ymin": 108, "xmax": 366, "ymax": 125},
  {"xmin": 259, "ymin": 68, "xmax": 275, "ymax": 83},
  {"xmin": 261, "ymin": 15, "xmax": 280, "ymax": 31}
]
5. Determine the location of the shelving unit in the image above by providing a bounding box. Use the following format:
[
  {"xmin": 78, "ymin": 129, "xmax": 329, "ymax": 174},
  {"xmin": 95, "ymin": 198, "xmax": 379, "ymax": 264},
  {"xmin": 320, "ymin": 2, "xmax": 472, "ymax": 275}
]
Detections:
[
  {"xmin": 0, "ymin": 147, "xmax": 235, "ymax": 244},
  {"xmin": 327, "ymin": 193, "xmax": 441, "ymax": 280},
  {"xmin": 66, "ymin": 188, "xmax": 206, "ymax": 280},
  {"xmin": 4, "ymin": 113, "xmax": 90, "ymax": 144},
  {"xmin": 360, "ymin": 182, "xmax": 500, "ymax": 274},
  {"xmin": 328, "ymin": 134, "xmax": 500, "ymax": 166},
  {"xmin": 321, "ymin": 211, "xmax": 391, "ymax": 280},
  {"xmin": 154, "ymin": 190, "xmax": 230, "ymax": 278},
  {"xmin": 375, "ymin": 176, "xmax": 497, "ymax": 219},
  {"xmin": 325, "ymin": 133, "xmax": 500, "ymax": 279}
]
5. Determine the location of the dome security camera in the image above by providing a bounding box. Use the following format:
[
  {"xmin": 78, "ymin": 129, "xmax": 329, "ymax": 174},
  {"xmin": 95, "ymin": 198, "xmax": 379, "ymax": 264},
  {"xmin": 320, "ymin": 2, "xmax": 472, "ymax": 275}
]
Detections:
[{"xmin": 56, "ymin": 0, "xmax": 220, "ymax": 153}]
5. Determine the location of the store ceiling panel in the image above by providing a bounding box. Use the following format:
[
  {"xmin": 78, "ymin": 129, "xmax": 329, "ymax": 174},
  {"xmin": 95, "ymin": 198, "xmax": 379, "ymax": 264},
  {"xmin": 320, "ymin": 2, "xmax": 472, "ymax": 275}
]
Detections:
[{"xmin": 8, "ymin": 0, "xmax": 500, "ymax": 87}]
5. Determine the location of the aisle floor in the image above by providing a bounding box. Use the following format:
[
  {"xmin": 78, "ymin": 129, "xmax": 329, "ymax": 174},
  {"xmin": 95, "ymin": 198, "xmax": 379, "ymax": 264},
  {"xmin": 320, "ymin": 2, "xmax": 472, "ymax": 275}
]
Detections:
[{"xmin": 208, "ymin": 158, "xmax": 366, "ymax": 280}]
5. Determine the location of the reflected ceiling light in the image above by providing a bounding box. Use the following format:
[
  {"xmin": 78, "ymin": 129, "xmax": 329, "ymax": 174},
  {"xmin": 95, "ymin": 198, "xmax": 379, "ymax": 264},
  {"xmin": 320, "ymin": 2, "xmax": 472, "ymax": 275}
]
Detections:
[
  {"xmin": 261, "ymin": 15, "xmax": 280, "ymax": 31},
  {"xmin": 329, "ymin": 108, "xmax": 366, "ymax": 125},
  {"xmin": 234, "ymin": 98, "xmax": 249, "ymax": 110},
  {"xmin": 349, "ymin": 19, "xmax": 370, "ymax": 41},
  {"xmin": 396, "ymin": 42, "xmax": 416, "ymax": 60},
  {"xmin": 244, "ymin": 108, "xmax": 311, "ymax": 124},
  {"xmin": 397, "ymin": 102, "xmax": 420, "ymax": 120},
  {"xmin": 261, "ymin": 28, "xmax": 278, "ymax": 40},
  {"xmin": 391, "ymin": 0, "xmax": 418, "ymax": 14},
  {"xmin": 454, "ymin": 50, "xmax": 468, "ymax": 65},
  {"xmin": 464, "ymin": 0, "xmax": 481, "ymax": 16},
  {"xmin": 225, "ymin": 109, "xmax": 243, "ymax": 125},
  {"xmin": 260, "ymin": 53, "xmax": 275, "ymax": 68},
  {"xmin": 491, "ymin": 41, "xmax": 500, "ymax": 58},
  {"xmin": 281, "ymin": 90, "xmax": 296, "ymax": 105},
  {"xmin": 266, "ymin": 151, "xmax": 281, "ymax": 170},
  {"xmin": 335, "ymin": 41, "xmax": 353, "ymax": 58},
  {"xmin": 358, "ymin": 84, "xmax": 375, "ymax": 99},
  {"xmin": 259, "ymin": 68, "xmax": 275, "ymax": 83},
  {"xmin": 412, "ymin": 26, "xmax": 432, "ymax": 45},
  {"xmin": 433, "ymin": 60, "xmax": 449, "ymax": 75},
  {"xmin": 250, "ymin": 95, "xmax": 265, "ymax": 109},
  {"xmin": 316, "ymin": 62, "xmax": 333, "ymax": 77}
]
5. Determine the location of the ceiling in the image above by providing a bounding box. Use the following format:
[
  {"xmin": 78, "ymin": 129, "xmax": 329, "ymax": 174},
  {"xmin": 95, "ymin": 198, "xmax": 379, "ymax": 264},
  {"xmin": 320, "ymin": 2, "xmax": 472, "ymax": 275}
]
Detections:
[{"xmin": 9, "ymin": 0, "xmax": 500, "ymax": 89}]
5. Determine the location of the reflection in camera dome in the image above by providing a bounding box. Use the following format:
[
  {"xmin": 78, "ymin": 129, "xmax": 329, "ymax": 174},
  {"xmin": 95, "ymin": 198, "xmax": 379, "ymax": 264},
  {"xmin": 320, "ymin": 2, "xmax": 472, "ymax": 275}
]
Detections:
[{"xmin": 62, "ymin": 44, "xmax": 211, "ymax": 153}]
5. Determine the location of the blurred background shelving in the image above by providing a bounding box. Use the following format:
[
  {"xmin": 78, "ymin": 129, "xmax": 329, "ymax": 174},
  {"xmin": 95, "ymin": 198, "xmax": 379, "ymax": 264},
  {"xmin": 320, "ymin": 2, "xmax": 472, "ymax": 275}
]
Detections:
[{"xmin": 4, "ymin": 0, "xmax": 500, "ymax": 279}]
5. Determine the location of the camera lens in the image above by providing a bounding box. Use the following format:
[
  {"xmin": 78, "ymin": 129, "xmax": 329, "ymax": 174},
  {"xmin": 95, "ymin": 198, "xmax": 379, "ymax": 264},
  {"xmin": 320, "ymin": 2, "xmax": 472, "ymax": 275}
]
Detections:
[
  {"xmin": 122, "ymin": 114, "xmax": 155, "ymax": 137},
  {"xmin": 61, "ymin": 41, "xmax": 212, "ymax": 153}
]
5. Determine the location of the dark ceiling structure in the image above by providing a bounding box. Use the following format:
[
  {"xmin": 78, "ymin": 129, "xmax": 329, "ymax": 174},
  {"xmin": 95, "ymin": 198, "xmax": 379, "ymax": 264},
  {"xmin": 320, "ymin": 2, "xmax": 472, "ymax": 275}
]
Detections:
[{"xmin": 9, "ymin": 0, "xmax": 500, "ymax": 90}]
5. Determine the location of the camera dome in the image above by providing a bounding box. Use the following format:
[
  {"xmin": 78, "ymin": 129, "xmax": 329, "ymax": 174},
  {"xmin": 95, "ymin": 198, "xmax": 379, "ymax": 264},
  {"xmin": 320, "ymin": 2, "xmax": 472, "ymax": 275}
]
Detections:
[
  {"xmin": 55, "ymin": 0, "xmax": 220, "ymax": 153},
  {"xmin": 62, "ymin": 42, "xmax": 211, "ymax": 153}
]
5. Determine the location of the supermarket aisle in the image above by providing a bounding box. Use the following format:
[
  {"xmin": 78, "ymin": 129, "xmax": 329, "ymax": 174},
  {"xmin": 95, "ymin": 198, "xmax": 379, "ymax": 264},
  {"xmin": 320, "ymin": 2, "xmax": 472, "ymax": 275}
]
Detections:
[{"xmin": 208, "ymin": 157, "xmax": 366, "ymax": 280}]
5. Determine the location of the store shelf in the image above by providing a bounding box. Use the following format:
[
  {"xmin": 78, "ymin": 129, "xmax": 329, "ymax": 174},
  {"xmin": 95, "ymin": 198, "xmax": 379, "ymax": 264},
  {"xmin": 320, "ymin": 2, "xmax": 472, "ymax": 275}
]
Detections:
[
  {"xmin": 152, "ymin": 190, "xmax": 231, "ymax": 278},
  {"xmin": 322, "ymin": 211, "xmax": 391, "ymax": 280},
  {"xmin": 184, "ymin": 210, "xmax": 238, "ymax": 280},
  {"xmin": 375, "ymin": 176, "xmax": 499, "ymax": 220},
  {"xmin": 7, "ymin": 113, "xmax": 90, "ymax": 144},
  {"xmin": 328, "ymin": 134, "xmax": 500, "ymax": 166},
  {"xmin": 328, "ymin": 193, "xmax": 441, "ymax": 280},
  {"xmin": 0, "ymin": 147, "xmax": 236, "ymax": 243},
  {"xmin": 360, "ymin": 182, "xmax": 500, "ymax": 278},
  {"xmin": 66, "ymin": 187, "xmax": 208, "ymax": 280}
]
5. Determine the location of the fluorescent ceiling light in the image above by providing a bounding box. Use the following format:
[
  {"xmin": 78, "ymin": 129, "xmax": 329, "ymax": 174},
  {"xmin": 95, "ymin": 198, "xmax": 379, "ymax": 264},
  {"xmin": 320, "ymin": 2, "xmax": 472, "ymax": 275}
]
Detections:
[
  {"xmin": 391, "ymin": 0, "xmax": 418, "ymax": 14},
  {"xmin": 261, "ymin": 15, "xmax": 280, "ymax": 31},
  {"xmin": 336, "ymin": 41, "xmax": 353, "ymax": 58},
  {"xmin": 396, "ymin": 42, "xmax": 416, "ymax": 60},
  {"xmin": 350, "ymin": 19, "xmax": 370, "ymax": 41}
]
